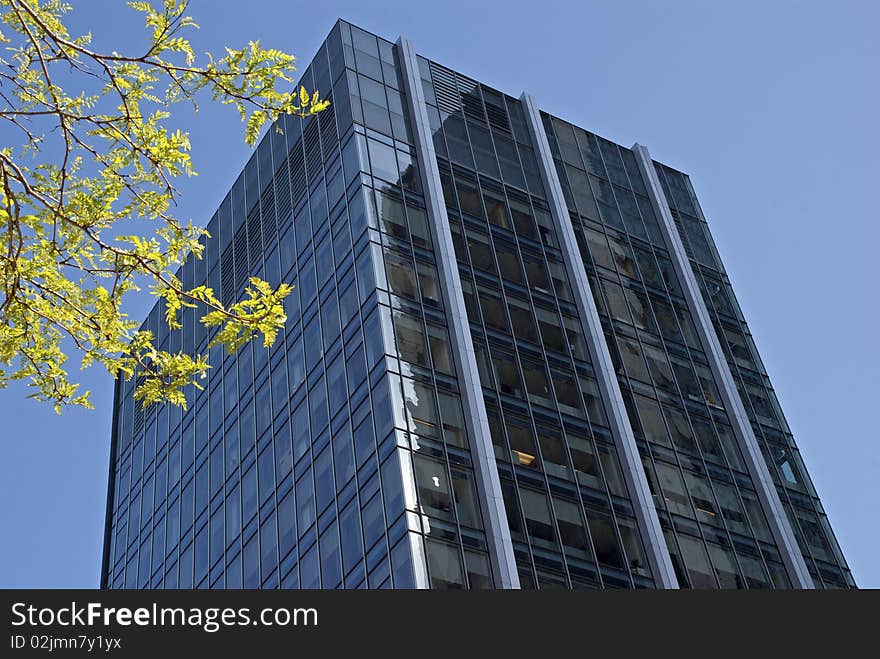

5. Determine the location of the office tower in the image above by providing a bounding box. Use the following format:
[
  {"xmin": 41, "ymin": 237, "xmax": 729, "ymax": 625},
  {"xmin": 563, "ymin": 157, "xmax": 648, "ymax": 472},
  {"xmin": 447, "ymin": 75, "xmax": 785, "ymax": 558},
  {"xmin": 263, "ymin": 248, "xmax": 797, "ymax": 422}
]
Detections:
[{"xmin": 101, "ymin": 20, "xmax": 854, "ymax": 590}]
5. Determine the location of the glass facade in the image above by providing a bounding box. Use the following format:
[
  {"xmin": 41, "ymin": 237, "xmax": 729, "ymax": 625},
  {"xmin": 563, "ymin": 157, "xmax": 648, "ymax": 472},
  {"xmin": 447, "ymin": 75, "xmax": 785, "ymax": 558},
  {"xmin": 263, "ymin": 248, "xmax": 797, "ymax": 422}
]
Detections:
[
  {"xmin": 541, "ymin": 115, "xmax": 792, "ymax": 588},
  {"xmin": 653, "ymin": 163, "xmax": 854, "ymax": 588},
  {"xmin": 101, "ymin": 19, "xmax": 852, "ymax": 590},
  {"xmin": 417, "ymin": 61, "xmax": 655, "ymax": 589}
]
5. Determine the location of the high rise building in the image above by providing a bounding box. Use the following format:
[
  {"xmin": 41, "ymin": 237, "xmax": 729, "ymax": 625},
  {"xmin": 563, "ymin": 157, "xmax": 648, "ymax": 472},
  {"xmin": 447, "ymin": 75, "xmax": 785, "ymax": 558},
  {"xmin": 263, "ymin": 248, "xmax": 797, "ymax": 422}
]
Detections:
[{"xmin": 101, "ymin": 20, "xmax": 854, "ymax": 590}]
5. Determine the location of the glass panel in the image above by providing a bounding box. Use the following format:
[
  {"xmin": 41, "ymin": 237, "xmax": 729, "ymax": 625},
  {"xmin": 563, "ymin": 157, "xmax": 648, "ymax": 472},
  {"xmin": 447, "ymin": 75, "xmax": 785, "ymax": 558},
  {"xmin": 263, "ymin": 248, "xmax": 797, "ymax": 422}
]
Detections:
[
  {"xmin": 506, "ymin": 416, "xmax": 539, "ymax": 470},
  {"xmin": 587, "ymin": 513, "xmax": 624, "ymax": 569},
  {"xmin": 519, "ymin": 487, "xmax": 557, "ymax": 549},
  {"xmin": 425, "ymin": 539, "xmax": 465, "ymax": 589},
  {"xmin": 438, "ymin": 391, "xmax": 467, "ymax": 448},
  {"xmin": 427, "ymin": 324, "xmax": 454, "ymax": 375},
  {"xmin": 413, "ymin": 454, "xmax": 453, "ymax": 520},
  {"xmin": 393, "ymin": 311, "xmax": 428, "ymax": 367},
  {"xmin": 553, "ymin": 496, "xmax": 590, "ymax": 558},
  {"xmin": 401, "ymin": 378, "xmax": 439, "ymax": 438}
]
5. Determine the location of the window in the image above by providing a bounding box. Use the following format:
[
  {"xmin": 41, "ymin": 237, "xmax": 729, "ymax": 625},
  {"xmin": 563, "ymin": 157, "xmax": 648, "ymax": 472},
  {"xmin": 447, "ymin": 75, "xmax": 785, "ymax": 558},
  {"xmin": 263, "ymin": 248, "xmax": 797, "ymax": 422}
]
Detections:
[
  {"xmin": 396, "ymin": 150, "xmax": 421, "ymax": 194},
  {"xmin": 536, "ymin": 306, "xmax": 565, "ymax": 354},
  {"xmin": 634, "ymin": 395, "xmax": 670, "ymax": 447},
  {"xmin": 425, "ymin": 539, "xmax": 465, "ymax": 589},
  {"xmin": 523, "ymin": 254, "xmax": 551, "ymax": 294},
  {"xmin": 654, "ymin": 462, "xmax": 692, "ymax": 518},
  {"xmin": 586, "ymin": 228, "xmax": 614, "ymax": 270},
  {"xmin": 496, "ymin": 241, "xmax": 524, "ymax": 284},
  {"xmin": 454, "ymin": 176, "xmax": 483, "ymax": 218},
  {"xmin": 470, "ymin": 121, "xmax": 501, "ymax": 178},
  {"xmin": 692, "ymin": 417, "xmax": 725, "ymax": 465},
  {"xmin": 393, "ymin": 311, "xmax": 428, "ymax": 367},
  {"xmin": 427, "ymin": 324, "xmax": 454, "ymax": 375},
  {"xmin": 643, "ymin": 344, "xmax": 674, "ymax": 391},
  {"xmin": 467, "ymin": 231, "xmax": 496, "ymax": 273},
  {"xmin": 537, "ymin": 427, "xmax": 569, "ymax": 480},
  {"xmin": 445, "ymin": 115, "xmax": 475, "ymax": 169},
  {"xmin": 587, "ymin": 512, "xmax": 624, "ymax": 569},
  {"xmin": 553, "ymin": 496, "xmax": 589, "ymax": 558},
  {"xmin": 663, "ymin": 406, "xmax": 698, "ymax": 455},
  {"xmin": 716, "ymin": 423, "xmax": 745, "ymax": 472},
  {"xmin": 406, "ymin": 204, "xmax": 431, "ymax": 248},
  {"xmin": 416, "ymin": 261, "xmax": 442, "ymax": 307},
  {"xmin": 314, "ymin": 446, "xmax": 335, "ymax": 513},
  {"xmin": 315, "ymin": 235, "xmax": 334, "ymax": 287},
  {"xmin": 225, "ymin": 484, "xmax": 241, "ymax": 546},
  {"xmin": 505, "ymin": 416, "xmax": 539, "ymax": 469},
  {"xmin": 413, "ymin": 454, "xmax": 453, "ymax": 520},
  {"xmin": 384, "ymin": 251, "xmax": 418, "ymax": 300},
  {"xmin": 495, "ymin": 134, "xmax": 527, "ymax": 189},
  {"xmin": 741, "ymin": 489, "xmax": 772, "ymax": 542},
  {"xmin": 548, "ymin": 261, "xmax": 573, "ymax": 302},
  {"xmin": 367, "ymin": 139, "xmax": 401, "ymax": 185},
  {"xmin": 618, "ymin": 516, "xmax": 650, "ymax": 576},
  {"xmin": 633, "ymin": 247, "xmax": 663, "ymax": 289},
  {"xmin": 483, "ymin": 189, "xmax": 510, "ymax": 229},
  {"xmin": 567, "ymin": 165, "xmax": 600, "ymax": 220},
  {"xmin": 567, "ymin": 432, "xmax": 602, "ymax": 490},
  {"xmin": 402, "ymin": 378, "xmax": 438, "ymax": 438},
  {"xmin": 375, "ymin": 190, "xmax": 408, "ymax": 240},
  {"xmin": 624, "ymin": 287, "xmax": 655, "ymax": 332},
  {"xmin": 713, "ymin": 481, "xmax": 751, "ymax": 537},
  {"xmin": 519, "ymin": 487, "xmax": 557, "ymax": 548},
  {"xmin": 684, "ymin": 471, "xmax": 719, "ymax": 525},
  {"xmin": 563, "ymin": 315, "xmax": 588, "ymax": 360},
  {"xmin": 597, "ymin": 444, "xmax": 626, "ymax": 498},
  {"xmin": 601, "ymin": 280, "xmax": 630, "ymax": 323},
  {"xmin": 652, "ymin": 297, "xmax": 684, "ymax": 344},
  {"xmin": 534, "ymin": 208, "xmax": 557, "ymax": 247},
  {"xmin": 332, "ymin": 424, "xmax": 355, "ymax": 488},
  {"xmin": 671, "ymin": 356, "xmax": 702, "ymax": 402},
  {"xmin": 579, "ymin": 376, "xmax": 607, "ymax": 426},
  {"xmin": 617, "ymin": 337, "xmax": 650, "ymax": 382},
  {"xmin": 478, "ymin": 287, "xmax": 508, "ymax": 333},
  {"xmin": 257, "ymin": 444, "xmax": 276, "ymax": 505},
  {"xmin": 492, "ymin": 349, "xmax": 523, "ymax": 398},
  {"xmin": 327, "ymin": 356, "xmax": 347, "ymax": 414},
  {"xmin": 260, "ymin": 512, "xmax": 278, "ymax": 575},
  {"xmin": 464, "ymin": 550, "xmax": 493, "ymax": 589},
  {"xmin": 359, "ymin": 75, "xmax": 391, "ymax": 135},
  {"xmin": 508, "ymin": 296, "xmax": 539, "ymax": 343},
  {"xmin": 303, "ymin": 315, "xmax": 323, "ymax": 373},
  {"xmin": 339, "ymin": 501, "xmax": 363, "ymax": 574},
  {"xmin": 438, "ymin": 392, "xmax": 466, "ymax": 448},
  {"xmin": 608, "ymin": 234, "xmax": 637, "ymax": 278},
  {"xmin": 678, "ymin": 535, "xmax": 717, "ymax": 588},
  {"xmin": 509, "ymin": 197, "xmax": 537, "ymax": 240},
  {"xmin": 319, "ymin": 523, "xmax": 342, "ymax": 588},
  {"xmin": 351, "ymin": 27, "xmax": 382, "ymax": 80},
  {"xmin": 739, "ymin": 554, "xmax": 771, "ymax": 589},
  {"xmin": 308, "ymin": 376, "xmax": 328, "ymax": 434},
  {"xmin": 451, "ymin": 468, "xmax": 482, "ymax": 528},
  {"xmin": 522, "ymin": 358, "xmax": 551, "ymax": 406},
  {"xmin": 295, "ymin": 469, "xmax": 315, "ymax": 533},
  {"xmin": 321, "ymin": 295, "xmax": 340, "ymax": 348},
  {"xmin": 551, "ymin": 367, "xmax": 582, "ymax": 416}
]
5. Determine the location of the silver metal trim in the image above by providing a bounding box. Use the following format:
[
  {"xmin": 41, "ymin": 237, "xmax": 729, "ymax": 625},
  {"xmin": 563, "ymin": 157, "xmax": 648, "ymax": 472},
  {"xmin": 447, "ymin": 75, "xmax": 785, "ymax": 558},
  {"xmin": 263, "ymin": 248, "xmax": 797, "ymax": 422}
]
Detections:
[
  {"xmin": 520, "ymin": 94, "xmax": 678, "ymax": 588},
  {"xmin": 397, "ymin": 36, "xmax": 520, "ymax": 589},
  {"xmin": 632, "ymin": 143, "xmax": 814, "ymax": 588}
]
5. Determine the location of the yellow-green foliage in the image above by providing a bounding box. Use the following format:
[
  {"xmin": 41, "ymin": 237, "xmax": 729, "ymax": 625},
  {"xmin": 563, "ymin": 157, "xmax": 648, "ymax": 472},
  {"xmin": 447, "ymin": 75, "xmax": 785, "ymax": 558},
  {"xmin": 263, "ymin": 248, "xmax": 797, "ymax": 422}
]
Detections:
[{"xmin": 0, "ymin": 0, "xmax": 328, "ymax": 412}]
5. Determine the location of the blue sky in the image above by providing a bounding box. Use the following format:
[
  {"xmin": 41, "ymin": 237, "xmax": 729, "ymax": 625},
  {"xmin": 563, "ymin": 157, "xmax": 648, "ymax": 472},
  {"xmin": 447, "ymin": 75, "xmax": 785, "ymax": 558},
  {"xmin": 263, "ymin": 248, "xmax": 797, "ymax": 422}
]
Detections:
[{"xmin": 0, "ymin": 0, "xmax": 876, "ymax": 588}]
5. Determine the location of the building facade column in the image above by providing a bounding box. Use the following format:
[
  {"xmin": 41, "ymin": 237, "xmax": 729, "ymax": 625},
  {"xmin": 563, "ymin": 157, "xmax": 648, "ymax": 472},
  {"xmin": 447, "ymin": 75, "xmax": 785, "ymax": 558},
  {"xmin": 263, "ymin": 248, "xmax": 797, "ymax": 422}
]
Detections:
[
  {"xmin": 632, "ymin": 143, "xmax": 814, "ymax": 588},
  {"xmin": 520, "ymin": 93, "xmax": 679, "ymax": 589},
  {"xmin": 396, "ymin": 36, "xmax": 520, "ymax": 589}
]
